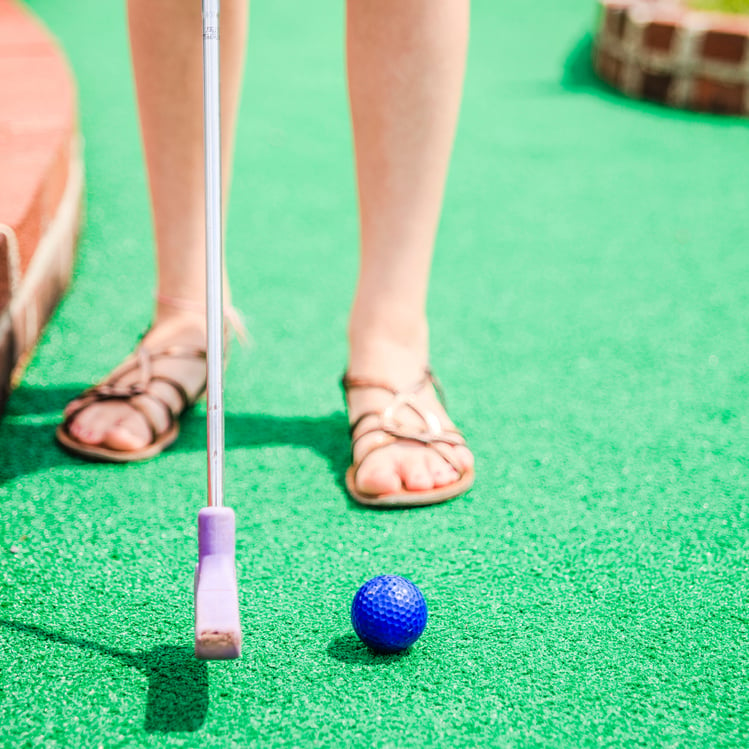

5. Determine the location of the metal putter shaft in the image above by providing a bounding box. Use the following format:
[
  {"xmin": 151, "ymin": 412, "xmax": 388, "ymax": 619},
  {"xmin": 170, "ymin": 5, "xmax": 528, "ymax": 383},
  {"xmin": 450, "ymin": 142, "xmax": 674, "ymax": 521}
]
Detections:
[{"xmin": 194, "ymin": 0, "xmax": 242, "ymax": 661}]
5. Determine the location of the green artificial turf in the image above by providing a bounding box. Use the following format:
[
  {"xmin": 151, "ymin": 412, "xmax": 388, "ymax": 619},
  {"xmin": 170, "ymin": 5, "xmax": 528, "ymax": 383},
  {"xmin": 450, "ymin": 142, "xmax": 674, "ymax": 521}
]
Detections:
[{"xmin": 2, "ymin": 1, "xmax": 748, "ymax": 746}]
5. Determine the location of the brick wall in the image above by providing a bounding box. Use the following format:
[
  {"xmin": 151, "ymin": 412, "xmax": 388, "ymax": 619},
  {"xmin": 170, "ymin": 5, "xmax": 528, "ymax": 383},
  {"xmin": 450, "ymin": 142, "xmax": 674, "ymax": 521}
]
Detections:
[{"xmin": 594, "ymin": 0, "xmax": 749, "ymax": 114}]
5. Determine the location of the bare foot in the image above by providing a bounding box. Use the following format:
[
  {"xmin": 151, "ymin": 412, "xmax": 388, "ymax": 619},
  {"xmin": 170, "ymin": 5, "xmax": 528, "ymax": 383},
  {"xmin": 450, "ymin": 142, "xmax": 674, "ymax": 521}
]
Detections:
[
  {"xmin": 62, "ymin": 312, "xmax": 207, "ymax": 455},
  {"xmin": 344, "ymin": 338, "xmax": 474, "ymax": 498}
]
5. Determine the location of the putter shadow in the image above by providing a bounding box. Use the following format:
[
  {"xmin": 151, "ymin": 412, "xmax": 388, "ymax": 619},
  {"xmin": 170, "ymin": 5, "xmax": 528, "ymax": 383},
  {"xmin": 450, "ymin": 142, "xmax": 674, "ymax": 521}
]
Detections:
[
  {"xmin": 0, "ymin": 619, "xmax": 208, "ymax": 734},
  {"xmin": 143, "ymin": 645, "xmax": 209, "ymax": 733},
  {"xmin": 326, "ymin": 633, "xmax": 410, "ymax": 666}
]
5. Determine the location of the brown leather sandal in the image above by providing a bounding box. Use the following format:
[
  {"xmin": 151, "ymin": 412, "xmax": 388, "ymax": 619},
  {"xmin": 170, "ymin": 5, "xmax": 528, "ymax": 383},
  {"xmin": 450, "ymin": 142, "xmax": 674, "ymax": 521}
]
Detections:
[
  {"xmin": 55, "ymin": 343, "xmax": 207, "ymax": 462},
  {"xmin": 341, "ymin": 369, "xmax": 474, "ymax": 507}
]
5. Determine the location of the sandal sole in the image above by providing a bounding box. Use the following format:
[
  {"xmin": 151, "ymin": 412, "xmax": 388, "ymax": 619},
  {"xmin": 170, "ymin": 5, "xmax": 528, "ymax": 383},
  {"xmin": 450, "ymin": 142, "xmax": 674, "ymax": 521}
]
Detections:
[
  {"xmin": 345, "ymin": 466, "xmax": 474, "ymax": 508},
  {"xmin": 54, "ymin": 422, "xmax": 180, "ymax": 463}
]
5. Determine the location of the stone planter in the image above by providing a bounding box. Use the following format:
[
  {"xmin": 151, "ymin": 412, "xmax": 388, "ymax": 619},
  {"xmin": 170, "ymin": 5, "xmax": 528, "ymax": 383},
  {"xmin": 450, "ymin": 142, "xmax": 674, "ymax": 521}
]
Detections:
[{"xmin": 593, "ymin": 0, "xmax": 749, "ymax": 114}]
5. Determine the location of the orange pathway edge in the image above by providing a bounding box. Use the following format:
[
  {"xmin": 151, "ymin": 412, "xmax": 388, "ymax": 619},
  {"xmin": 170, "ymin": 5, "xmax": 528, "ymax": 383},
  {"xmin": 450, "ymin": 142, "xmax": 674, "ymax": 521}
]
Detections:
[{"xmin": 0, "ymin": 0, "xmax": 84, "ymax": 413}]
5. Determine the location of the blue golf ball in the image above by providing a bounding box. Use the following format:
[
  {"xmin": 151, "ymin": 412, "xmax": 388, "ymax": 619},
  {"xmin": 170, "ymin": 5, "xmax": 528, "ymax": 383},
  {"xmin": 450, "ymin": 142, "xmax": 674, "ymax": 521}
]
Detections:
[{"xmin": 351, "ymin": 575, "xmax": 428, "ymax": 653}]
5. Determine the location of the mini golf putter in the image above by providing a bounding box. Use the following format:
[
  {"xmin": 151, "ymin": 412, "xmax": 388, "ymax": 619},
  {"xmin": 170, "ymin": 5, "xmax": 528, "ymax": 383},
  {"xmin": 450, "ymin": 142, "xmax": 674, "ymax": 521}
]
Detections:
[
  {"xmin": 194, "ymin": 506, "xmax": 242, "ymax": 659},
  {"xmin": 194, "ymin": 0, "xmax": 241, "ymax": 661}
]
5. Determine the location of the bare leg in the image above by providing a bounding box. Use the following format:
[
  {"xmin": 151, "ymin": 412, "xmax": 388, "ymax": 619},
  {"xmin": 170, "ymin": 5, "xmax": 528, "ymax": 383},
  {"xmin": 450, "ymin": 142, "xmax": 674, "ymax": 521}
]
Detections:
[
  {"xmin": 345, "ymin": 0, "xmax": 474, "ymax": 495},
  {"xmin": 64, "ymin": 0, "xmax": 248, "ymax": 452}
]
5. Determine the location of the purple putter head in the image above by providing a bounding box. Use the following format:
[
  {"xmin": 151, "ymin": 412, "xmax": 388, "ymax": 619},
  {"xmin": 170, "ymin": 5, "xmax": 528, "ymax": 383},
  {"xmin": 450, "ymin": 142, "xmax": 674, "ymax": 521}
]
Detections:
[{"xmin": 194, "ymin": 506, "xmax": 242, "ymax": 660}]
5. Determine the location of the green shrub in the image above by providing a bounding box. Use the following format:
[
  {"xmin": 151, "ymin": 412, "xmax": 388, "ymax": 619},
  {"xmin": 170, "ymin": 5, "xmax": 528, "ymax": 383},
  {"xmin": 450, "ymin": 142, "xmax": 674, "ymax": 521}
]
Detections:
[{"xmin": 688, "ymin": 0, "xmax": 749, "ymax": 13}]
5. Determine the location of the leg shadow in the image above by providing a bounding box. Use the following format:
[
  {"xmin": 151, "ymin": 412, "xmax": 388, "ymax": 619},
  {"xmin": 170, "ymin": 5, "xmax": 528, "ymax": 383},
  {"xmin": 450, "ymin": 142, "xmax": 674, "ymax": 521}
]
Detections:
[
  {"xmin": 0, "ymin": 383, "xmax": 352, "ymax": 498},
  {"xmin": 2, "ymin": 384, "xmax": 440, "ymax": 513},
  {"xmin": 0, "ymin": 385, "xmax": 90, "ymax": 484},
  {"xmin": 0, "ymin": 619, "xmax": 209, "ymax": 734}
]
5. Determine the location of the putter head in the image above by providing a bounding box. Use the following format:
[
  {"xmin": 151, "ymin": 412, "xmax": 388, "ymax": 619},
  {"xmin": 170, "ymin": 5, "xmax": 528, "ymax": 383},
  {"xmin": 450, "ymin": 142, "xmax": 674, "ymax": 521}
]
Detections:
[{"xmin": 194, "ymin": 506, "xmax": 242, "ymax": 660}]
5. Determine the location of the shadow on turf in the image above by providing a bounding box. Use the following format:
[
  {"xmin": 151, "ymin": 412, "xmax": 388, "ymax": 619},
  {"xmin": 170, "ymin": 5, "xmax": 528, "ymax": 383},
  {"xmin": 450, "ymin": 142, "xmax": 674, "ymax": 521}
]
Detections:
[
  {"xmin": 326, "ymin": 633, "xmax": 410, "ymax": 666},
  {"xmin": 0, "ymin": 619, "xmax": 208, "ymax": 733},
  {"xmin": 0, "ymin": 383, "xmax": 353, "ymax": 497},
  {"xmin": 561, "ymin": 34, "xmax": 603, "ymax": 93},
  {"xmin": 560, "ymin": 33, "xmax": 749, "ymax": 126},
  {"xmin": 1, "ymin": 383, "xmax": 461, "ymax": 513}
]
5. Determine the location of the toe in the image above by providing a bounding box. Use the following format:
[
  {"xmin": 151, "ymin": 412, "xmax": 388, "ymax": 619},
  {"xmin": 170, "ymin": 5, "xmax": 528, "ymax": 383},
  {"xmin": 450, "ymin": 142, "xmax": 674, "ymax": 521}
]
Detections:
[
  {"xmin": 401, "ymin": 451, "xmax": 434, "ymax": 492},
  {"xmin": 63, "ymin": 399, "xmax": 84, "ymax": 420},
  {"xmin": 453, "ymin": 445, "xmax": 475, "ymax": 472},
  {"xmin": 103, "ymin": 411, "xmax": 153, "ymax": 451},
  {"xmin": 427, "ymin": 450, "xmax": 459, "ymax": 488},
  {"xmin": 67, "ymin": 405, "xmax": 107, "ymax": 445},
  {"xmin": 355, "ymin": 452, "xmax": 403, "ymax": 496}
]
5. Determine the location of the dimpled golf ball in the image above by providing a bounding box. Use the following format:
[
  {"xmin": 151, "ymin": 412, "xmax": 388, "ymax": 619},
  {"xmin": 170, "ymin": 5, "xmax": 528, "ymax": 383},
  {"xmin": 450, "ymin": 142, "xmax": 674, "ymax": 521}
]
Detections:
[{"xmin": 351, "ymin": 575, "xmax": 428, "ymax": 653}]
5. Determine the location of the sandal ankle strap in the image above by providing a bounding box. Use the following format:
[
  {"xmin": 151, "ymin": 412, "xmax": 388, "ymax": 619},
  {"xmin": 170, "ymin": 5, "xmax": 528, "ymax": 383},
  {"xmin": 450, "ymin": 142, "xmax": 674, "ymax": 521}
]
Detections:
[
  {"xmin": 155, "ymin": 292, "xmax": 248, "ymax": 345},
  {"xmin": 341, "ymin": 367, "xmax": 446, "ymax": 408}
]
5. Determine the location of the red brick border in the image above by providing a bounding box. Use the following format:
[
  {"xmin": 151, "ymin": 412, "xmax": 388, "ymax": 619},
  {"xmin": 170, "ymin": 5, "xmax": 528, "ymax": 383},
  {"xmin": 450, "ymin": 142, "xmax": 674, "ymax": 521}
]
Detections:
[
  {"xmin": 593, "ymin": 1, "xmax": 749, "ymax": 114},
  {"xmin": 0, "ymin": 0, "xmax": 83, "ymax": 414}
]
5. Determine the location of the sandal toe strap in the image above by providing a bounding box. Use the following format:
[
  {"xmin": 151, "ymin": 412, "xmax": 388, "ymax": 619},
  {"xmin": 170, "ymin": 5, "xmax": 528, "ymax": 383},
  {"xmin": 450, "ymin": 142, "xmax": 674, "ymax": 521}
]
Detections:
[
  {"xmin": 149, "ymin": 375, "xmax": 191, "ymax": 412},
  {"xmin": 63, "ymin": 344, "xmax": 207, "ymax": 443},
  {"xmin": 350, "ymin": 430, "xmax": 467, "ymax": 483},
  {"xmin": 63, "ymin": 385, "xmax": 148, "ymax": 427},
  {"xmin": 350, "ymin": 420, "xmax": 467, "ymax": 481},
  {"xmin": 344, "ymin": 367, "xmax": 468, "ymax": 485},
  {"xmin": 63, "ymin": 388, "xmax": 174, "ymax": 444}
]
